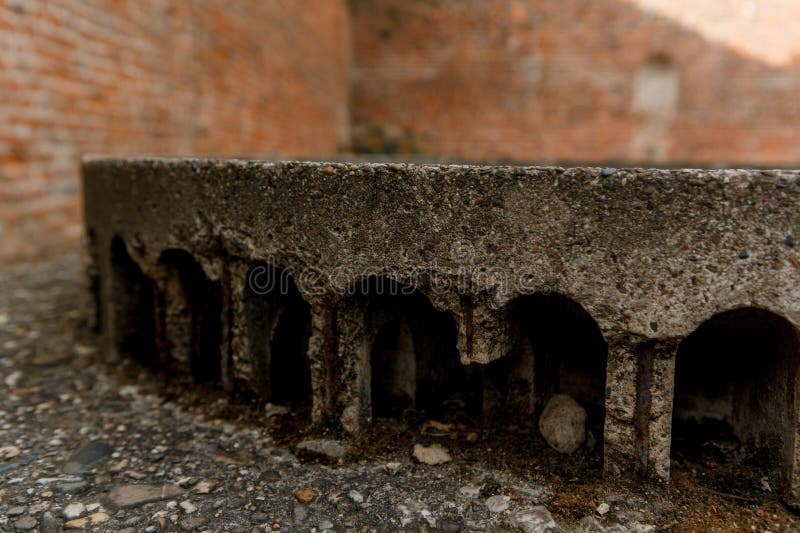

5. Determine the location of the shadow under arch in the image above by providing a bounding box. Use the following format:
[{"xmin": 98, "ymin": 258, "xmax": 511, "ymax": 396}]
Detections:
[
  {"xmin": 110, "ymin": 236, "xmax": 158, "ymax": 366},
  {"xmin": 242, "ymin": 262, "xmax": 312, "ymax": 409},
  {"xmin": 157, "ymin": 249, "xmax": 222, "ymax": 382},
  {"xmin": 352, "ymin": 276, "xmax": 481, "ymax": 421},
  {"xmin": 671, "ymin": 307, "xmax": 800, "ymax": 498},
  {"xmin": 486, "ymin": 292, "xmax": 608, "ymax": 439}
]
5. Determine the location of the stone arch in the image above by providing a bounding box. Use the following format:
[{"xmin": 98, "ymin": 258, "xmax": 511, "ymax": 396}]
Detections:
[
  {"xmin": 157, "ymin": 249, "xmax": 222, "ymax": 382},
  {"xmin": 488, "ymin": 292, "xmax": 608, "ymax": 439},
  {"xmin": 352, "ymin": 276, "xmax": 480, "ymax": 423},
  {"xmin": 671, "ymin": 307, "xmax": 800, "ymax": 502},
  {"xmin": 241, "ymin": 262, "xmax": 312, "ymax": 408},
  {"xmin": 109, "ymin": 236, "xmax": 157, "ymax": 365}
]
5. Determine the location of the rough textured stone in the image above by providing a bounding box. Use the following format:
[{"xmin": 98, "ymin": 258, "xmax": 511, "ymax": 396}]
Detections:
[
  {"xmin": 39, "ymin": 511, "xmax": 61, "ymax": 533},
  {"xmin": 538, "ymin": 394, "xmax": 587, "ymax": 454},
  {"xmin": 485, "ymin": 495, "xmax": 510, "ymax": 513},
  {"xmin": 295, "ymin": 439, "xmax": 351, "ymax": 462},
  {"xmin": 511, "ymin": 506, "xmax": 558, "ymax": 532},
  {"xmin": 412, "ymin": 444, "xmax": 452, "ymax": 465},
  {"xmin": 63, "ymin": 502, "xmax": 85, "ymax": 519},
  {"xmin": 63, "ymin": 441, "xmax": 113, "ymax": 474},
  {"xmin": 294, "ymin": 488, "xmax": 319, "ymax": 503},
  {"xmin": 107, "ymin": 484, "xmax": 184, "ymax": 509},
  {"xmin": 13, "ymin": 515, "xmax": 38, "ymax": 531},
  {"xmin": 83, "ymin": 159, "xmax": 800, "ymax": 503}
]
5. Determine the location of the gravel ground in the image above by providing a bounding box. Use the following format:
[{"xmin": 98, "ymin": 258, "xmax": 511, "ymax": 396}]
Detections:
[{"xmin": 0, "ymin": 253, "xmax": 798, "ymax": 532}]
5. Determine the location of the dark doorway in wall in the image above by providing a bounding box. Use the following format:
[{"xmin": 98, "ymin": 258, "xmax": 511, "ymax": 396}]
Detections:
[
  {"xmin": 158, "ymin": 250, "xmax": 222, "ymax": 382},
  {"xmin": 490, "ymin": 293, "xmax": 608, "ymax": 437},
  {"xmin": 243, "ymin": 263, "xmax": 312, "ymax": 409},
  {"xmin": 671, "ymin": 308, "xmax": 800, "ymax": 493},
  {"xmin": 356, "ymin": 277, "xmax": 480, "ymax": 422},
  {"xmin": 110, "ymin": 236, "xmax": 157, "ymax": 365}
]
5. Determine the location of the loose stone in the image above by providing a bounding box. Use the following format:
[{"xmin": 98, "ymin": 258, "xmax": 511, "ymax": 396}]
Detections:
[
  {"xmin": 63, "ymin": 502, "xmax": 86, "ymax": 519},
  {"xmin": 412, "ymin": 443, "xmax": 452, "ymax": 465},
  {"xmin": 294, "ymin": 488, "xmax": 318, "ymax": 503},
  {"xmin": 485, "ymin": 495, "xmax": 510, "ymax": 513},
  {"xmin": 538, "ymin": 394, "xmax": 587, "ymax": 454}
]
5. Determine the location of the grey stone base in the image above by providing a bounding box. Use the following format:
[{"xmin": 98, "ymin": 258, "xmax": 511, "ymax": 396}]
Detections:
[{"xmin": 84, "ymin": 158, "xmax": 800, "ymax": 503}]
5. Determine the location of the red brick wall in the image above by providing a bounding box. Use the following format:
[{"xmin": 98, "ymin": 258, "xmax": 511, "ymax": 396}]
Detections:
[
  {"xmin": 0, "ymin": 0, "xmax": 350, "ymax": 263},
  {"xmin": 5, "ymin": 0, "xmax": 800, "ymax": 263},
  {"xmin": 350, "ymin": 0, "xmax": 800, "ymax": 166}
]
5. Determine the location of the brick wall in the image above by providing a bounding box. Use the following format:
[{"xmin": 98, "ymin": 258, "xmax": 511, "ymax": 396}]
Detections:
[
  {"xmin": 350, "ymin": 0, "xmax": 800, "ymax": 166},
  {"xmin": 5, "ymin": 0, "xmax": 800, "ymax": 264},
  {"xmin": 0, "ymin": 0, "xmax": 350, "ymax": 263}
]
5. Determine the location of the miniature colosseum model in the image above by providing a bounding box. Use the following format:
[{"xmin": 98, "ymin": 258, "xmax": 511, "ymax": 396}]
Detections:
[{"xmin": 83, "ymin": 158, "xmax": 800, "ymax": 504}]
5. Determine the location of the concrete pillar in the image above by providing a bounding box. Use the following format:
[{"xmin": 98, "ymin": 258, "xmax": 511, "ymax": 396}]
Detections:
[
  {"xmin": 604, "ymin": 337, "xmax": 677, "ymax": 481},
  {"xmin": 786, "ymin": 420, "xmax": 800, "ymax": 509},
  {"xmin": 647, "ymin": 342, "xmax": 677, "ymax": 481},
  {"xmin": 604, "ymin": 338, "xmax": 639, "ymax": 478},
  {"xmin": 157, "ymin": 267, "xmax": 193, "ymax": 373},
  {"xmin": 336, "ymin": 300, "xmax": 372, "ymax": 435},
  {"xmin": 307, "ymin": 302, "xmax": 337, "ymax": 426},
  {"xmin": 783, "ymin": 328, "xmax": 800, "ymax": 509}
]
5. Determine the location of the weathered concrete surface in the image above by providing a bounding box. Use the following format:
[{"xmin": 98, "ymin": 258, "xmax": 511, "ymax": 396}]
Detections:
[{"xmin": 83, "ymin": 158, "xmax": 800, "ymax": 501}]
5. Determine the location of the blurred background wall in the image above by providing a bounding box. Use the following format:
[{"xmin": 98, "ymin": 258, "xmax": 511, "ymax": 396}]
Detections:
[
  {"xmin": 0, "ymin": 0, "xmax": 351, "ymax": 263},
  {"xmin": 1, "ymin": 0, "xmax": 799, "ymax": 264},
  {"xmin": 350, "ymin": 0, "xmax": 800, "ymax": 165}
]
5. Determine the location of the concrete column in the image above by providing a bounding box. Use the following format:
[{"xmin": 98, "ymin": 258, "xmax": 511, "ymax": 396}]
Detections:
[
  {"xmin": 158, "ymin": 267, "xmax": 192, "ymax": 373},
  {"xmin": 647, "ymin": 342, "xmax": 677, "ymax": 481},
  {"xmin": 336, "ymin": 300, "xmax": 372, "ymax": 435},
  {"xmin": 604, "ymin": 337, "xmax": 677, "ymax": 481},
  {"xmin": 227, "ymin": 262, "xmax": 254, "ymax": 388},
  {"xmin": 603, "ymin": 338, "xmax": 639, "ymax": 478},
  {"xmin": 307, "ymin": 302, "xmax": 337, "ymax": 426},
  {"xmin": 784, "ymin": 333, "xmax": 800, "ymax": 509}
]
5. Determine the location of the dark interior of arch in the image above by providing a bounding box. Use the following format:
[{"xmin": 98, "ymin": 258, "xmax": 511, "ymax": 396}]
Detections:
[
  {"xmin": 358, "ymin": 277, "xmax": 481, "ymax": 421},
  {"xmin": 487, "ymin": 293, "xmax": 608, "ymax": 435},
  {"xmin": 159, "ymin": 249, "xmax": 222, "ymax": 382},
  {"xmin": 110, "ymin": 236, "xmax": 158, "ymax": 365},
  {"xmin": 672, "ymin": 308, "xmax": 800, "ymax": 473},
  {"xmin": 243, "ymin": 263, "xmax": 312, "ymax": 408}
]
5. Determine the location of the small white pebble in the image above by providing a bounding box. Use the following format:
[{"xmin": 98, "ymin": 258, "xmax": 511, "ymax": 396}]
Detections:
[
  {"xmin": 63, "ymin": 502, "xmax": 86, "ymax": 520},
  {"xmin": 486, "ymin": 495, "xmax": 510, "ymax": 513},
  {"xmin": 4, "ymin": 370, "xmax": 22, "ymax": 388},
  {"xmin": 180, "ymin": 500, "xmax": 198, "ymax": 514}
]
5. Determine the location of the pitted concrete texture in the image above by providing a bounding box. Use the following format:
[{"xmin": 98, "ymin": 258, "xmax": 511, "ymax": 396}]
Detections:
[{"xmin": 83, "ymin": 158, "xmax": 800, "ymax": 504}]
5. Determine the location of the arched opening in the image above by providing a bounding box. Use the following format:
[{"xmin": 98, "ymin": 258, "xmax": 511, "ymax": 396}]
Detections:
[
  {"xmin": 488, "ymin": 293, "xmax": 608, "ymax": 448},
  {"xmin": 671, "ymin": 308, "xmax": 800, "ymax": 496},
  {"xmin": 158, "ymin": 250, "xmax": 222, "ymax": 382},
  {"xmin": 243, "ymin": 263, "xmax": 312, "ymax": 409},
  {"xmin": 356, "ymin": 277, "xmax": 480, "ymax": 421},
  {"xmin": 110, "ymin": 236, "xmax": 157, "ymax": 365}
]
